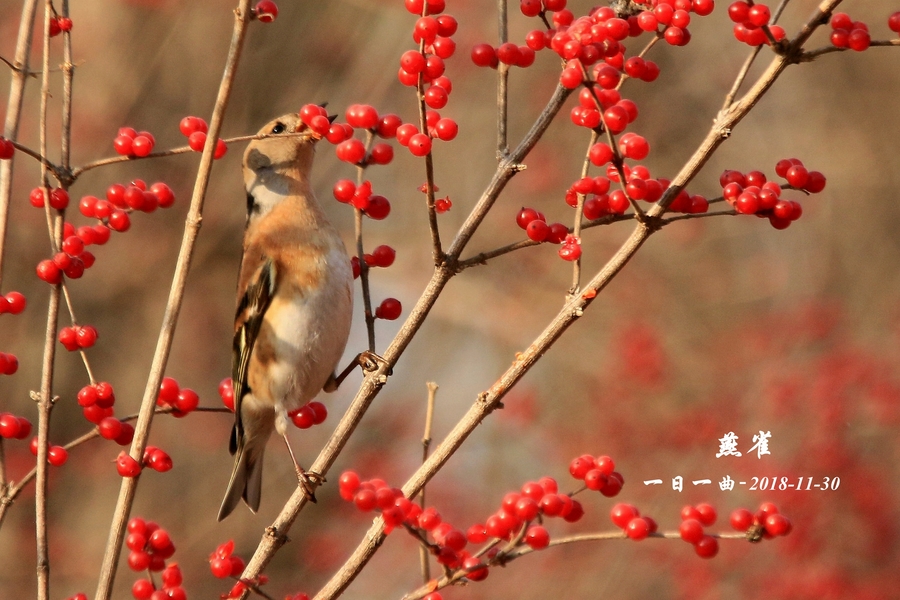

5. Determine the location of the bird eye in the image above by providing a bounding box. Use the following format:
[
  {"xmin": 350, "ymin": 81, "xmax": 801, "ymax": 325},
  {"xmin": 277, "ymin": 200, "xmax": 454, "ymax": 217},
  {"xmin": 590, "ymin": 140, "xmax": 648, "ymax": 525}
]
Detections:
[{"xmin": 271, "ymin": 123, "xmax": 286, "ymax": 134}]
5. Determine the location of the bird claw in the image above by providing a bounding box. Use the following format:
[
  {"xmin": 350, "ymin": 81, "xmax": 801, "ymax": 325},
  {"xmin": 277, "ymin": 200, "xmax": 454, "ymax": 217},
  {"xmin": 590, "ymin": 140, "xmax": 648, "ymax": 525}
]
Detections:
[
  {"xmin": 359, "ymin": 350, "xmax": 391, "ymax": 375},
  {"xmin": 296, "ymin": 469, "xmax": 324, "ymax": 503}
]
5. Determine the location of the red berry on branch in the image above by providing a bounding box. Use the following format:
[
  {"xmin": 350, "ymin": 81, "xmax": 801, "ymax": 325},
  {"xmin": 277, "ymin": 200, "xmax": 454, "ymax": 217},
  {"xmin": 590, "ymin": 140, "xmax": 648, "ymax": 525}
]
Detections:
[
  {"xmin": 471, "ymin": 43, "xmax": 498, "ymax": 68},
  {"xmin": 254, "ymin": 0, "xmax": 278, "ymax": 23},
  {"xmin": 375, "ymin": 298, "xmax": 402, "ymax": 320},
  {"xmin": 365, "ymin": 195, "xmax": 391, "ymax": 220},
  {"xmin": 408, "ymin": 133, "xmax": 432, "ymax": 156}
]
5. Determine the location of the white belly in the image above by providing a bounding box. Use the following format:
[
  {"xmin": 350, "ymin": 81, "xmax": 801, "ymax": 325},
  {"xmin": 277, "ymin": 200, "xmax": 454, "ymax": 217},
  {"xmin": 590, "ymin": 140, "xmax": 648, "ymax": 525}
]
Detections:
[{"xmin": 262, "ymin": 246, "xmax": 352, "ymax": 428}]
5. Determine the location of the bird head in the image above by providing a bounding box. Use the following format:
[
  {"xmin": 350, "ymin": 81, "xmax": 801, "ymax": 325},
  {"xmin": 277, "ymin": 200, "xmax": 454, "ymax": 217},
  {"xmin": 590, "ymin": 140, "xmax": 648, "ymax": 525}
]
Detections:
[{"xmin": 243, "ymin": 112, "xmax": 322, "ymax": 180}]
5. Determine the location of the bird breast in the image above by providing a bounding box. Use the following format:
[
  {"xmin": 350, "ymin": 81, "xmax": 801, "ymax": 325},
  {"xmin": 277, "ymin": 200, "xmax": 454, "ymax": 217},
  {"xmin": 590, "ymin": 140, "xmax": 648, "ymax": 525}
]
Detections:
[{"xmin": 257, "ymin": 243, "xmax": 353, "ymax": 415}]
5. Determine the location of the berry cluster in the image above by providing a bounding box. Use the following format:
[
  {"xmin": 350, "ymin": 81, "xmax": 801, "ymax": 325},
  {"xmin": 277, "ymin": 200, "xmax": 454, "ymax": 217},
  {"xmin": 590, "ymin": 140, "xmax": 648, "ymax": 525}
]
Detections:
[
  {"xmin": 677, "ymin": 503, "xmax": 720, "ymax": 557},
  {"xmin": 339, "ymin": 454, "xmax": 623, "ymax": 589},
  {"xmin": 113, "ymin": 127, "xmax": 156, "ymax": 158},
  {"xmin": 480, "ymin": 2, "xmax": 723, "ymax": 261},
  {"xmin": 29, "ymin": 436, "xmax": 68, "ymax": 466},
  {"xmin": 727, "ymin": 2, "xmax": 786, "ymax": 47},
  {"xmin": 209, "ymin": 540, "xmax": 269, "ymax": 599},
  {"xmin": 332, "ymin": 179, "xmax": 391, "ymax": 220},
  {"xmin": 47, "ymin": 15, "xmax": 73, "ymax": 38},
  {"xmin": 330, "ymin": 177, "xmax": 403, "ymax": 320},
  {"xmin": 568, "ymin": 453, "xmax": 624, "ymax": 496},
  {"xmin": 180, "ymin": 116, "xmax": 227, "ymax": 159},
  {"xmin": 77, "ymin": 381, "xmax": 128, "ymax": 438},
  {"xmin": 35, "ymin": 180, "xmax": 176, "ymax": 284},
  {"xmin": 156, "ymin": 377, "xmax": 201, "ymax": 417},
  {"xmin": 829, "ymin": 12, "xmax": 870, "ymax": 52},
  {"xmin": 58, "ymin": 324, "xmax": 98, "ymax": 351},
  {"xmin": 719, "ymin": 158, "xmax": 825, "ymax": 229},
  {"xmin": 126, "ymin": 518, "xmax": 187, "ymax": 600},
  {"xmin": 116, "ymin": 445, "xmax": 173, "ymax": 478},
  {"xmin": 0, "ymin": 412, "xmax": 31, "ymax": 440},
  {"xmin": 730, "ymin": 502, "xmax": 792, "ymax": 540},
  {"xmin": 609, "ymin": 502, "xmax": 658, "ymax": 541}
]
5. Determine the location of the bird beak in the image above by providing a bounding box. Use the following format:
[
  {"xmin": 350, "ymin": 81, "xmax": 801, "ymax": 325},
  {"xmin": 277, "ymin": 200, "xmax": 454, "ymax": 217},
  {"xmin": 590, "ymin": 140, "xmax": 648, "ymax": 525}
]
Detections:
[{"xmin": 327, "ymin": 114, "xmax": 338, "ymax": 124}]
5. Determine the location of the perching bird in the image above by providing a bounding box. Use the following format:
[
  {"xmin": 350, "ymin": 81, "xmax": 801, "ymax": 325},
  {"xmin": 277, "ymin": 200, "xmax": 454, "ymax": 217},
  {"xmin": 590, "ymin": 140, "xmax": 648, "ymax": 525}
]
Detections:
[{"xmin": 218, "ymin": 112, "xmax": 354, "ymax": 521}]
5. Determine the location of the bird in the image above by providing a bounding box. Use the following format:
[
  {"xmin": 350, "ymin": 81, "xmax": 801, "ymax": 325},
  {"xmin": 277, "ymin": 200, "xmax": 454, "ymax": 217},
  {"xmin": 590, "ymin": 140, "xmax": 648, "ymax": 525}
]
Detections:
[{"xmin": 218, "ymin": 112, "xmax": 354, "ymax": 521}]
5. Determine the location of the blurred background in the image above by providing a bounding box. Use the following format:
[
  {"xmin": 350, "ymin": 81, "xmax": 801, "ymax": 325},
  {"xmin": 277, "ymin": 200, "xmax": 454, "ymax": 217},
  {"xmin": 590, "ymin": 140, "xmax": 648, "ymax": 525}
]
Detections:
[{"xmin": 1, "ymin": 0, "xmax": 899, "ymax": 598}]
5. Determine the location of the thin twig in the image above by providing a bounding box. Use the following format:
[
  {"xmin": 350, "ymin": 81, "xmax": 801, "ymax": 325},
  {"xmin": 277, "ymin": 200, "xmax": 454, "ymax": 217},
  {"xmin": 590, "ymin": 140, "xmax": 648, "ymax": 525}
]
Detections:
[
  {"xmin": 0, "ymin": 0, "xmax": 40, "ymax": 498},
  {"xmin": 354, "ymin": 138, "xmax": 377, "ymax": 352},
  {"xmin": 456, "ymin": 213, "xmax": 630, "ymax": 272},
  {"xmin": 415, "ymin": 35, "xmax": 442, "ymax": 263},
  {"xmin": 94, "ymin": 3, "xmax": 256, "ymax": 598},
  {"xmin": 34, "ymin": 2, "xmax": 62, "ymax": 596},
  {"xmin": 418, "ymin": 382, "xmax": 438, "ymax": 585},
  {"xmin": 497, "ymin": 0, "xmax": 509, "ymax": 157},
  {"xmin": 570, "ymin": 130, "xmax": 599, "ymax": 295},
  {"xmin": 401, "ymin": 528, "xmax": 749, "ymax": 600}
]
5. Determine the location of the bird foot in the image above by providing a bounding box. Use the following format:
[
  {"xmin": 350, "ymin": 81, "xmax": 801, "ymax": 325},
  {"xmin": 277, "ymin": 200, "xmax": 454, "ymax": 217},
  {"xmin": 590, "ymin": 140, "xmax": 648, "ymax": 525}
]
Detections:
[{"xmin": 295, "ymin": 468, "xmax": 324, "ymax": 503}]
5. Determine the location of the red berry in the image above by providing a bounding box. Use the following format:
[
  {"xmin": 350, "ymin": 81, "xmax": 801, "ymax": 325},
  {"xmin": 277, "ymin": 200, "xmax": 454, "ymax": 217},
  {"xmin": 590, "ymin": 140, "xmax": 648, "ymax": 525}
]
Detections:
[
  {"xmin": 526, "ymin": 219, "xmax": 550, "ymax": 242},
  {"xmin": 610, "ymin": 503, "xmax": 637, "ymax": 528},
  {"xmin": 408, "ymin": 133, "xmax": 432, "ymax": 157},
  {"xmin": 764, "ymin": 513, "xmax": 791, "ymax": 536},
  {"xmin": 433, "ymin": 118, "xmax": 458, "ymax": 141},
  {"xmin": 113, "ymin": 135, "xmax": 134, "ymax": 156},
  {"xmin": 48, "ymin": 445, "xmax": 68, "ymax": 466},
  {"xmin": 589, "ymin": 142, "xmax": 613, "ymax": 166},
  {"xmin": 370, "ymin": 245, "xmax": 396, "ymax": 268},
  {"xmin": 179, "ymin": 116, "xmax": 207, "ymax": 137},
  {"xmin": 290, "ymin": 404, "xmax": 315, "ymax": 429},
  {"xmin": 695, "ymin": 503, "xmax": 717, "ymax": 526},
  {"xmin": 98, "ymin": 417, "xmax": 123, "ymax": 440},
  {"xmin": 626, "ymin": 517, "xmax": 650, "ymax": 540},
  {"xmin": 679, "ymin": 518, "xmax": 704, "ymax": 544},
  {"xmin": 333, "ymin": 179, "xmax": 356, "ymax": 203},
  {"xmin": 188, "ymin": 131, "xmax": 207, "ymax": 151},
  {"xmin": 525, "ymin": 525, "xmax": 550, "ymax": 549},
  {"xmin": 694, "ymin": 535, "xmax": 719, "ymax": 558},
  {"xmin": 131, "ymin": 135, "xmax": 153, "ymax": 157},
  {"xmin": 364, "ymin": 195, "xmax": 391, "ymax": 220},
  {"xmin": 730, "ymin": 508, "xmax": 754, "ymax": 531},
  {"xmin": 6, "ymin": 292, "xmax": 26, "ymax": 314},
  {"xmin": 375, "ymin": 298, "xmax": 402, "ymax": 320},
  {"xmin": 255, "ymin": 0, "xmax": 278, "ymax": 22},
  {"xmin": 785, "ymin": 165, "xmax": 809, "ymax": 188},
  {"xmin": 889, "ymin": 11, "xmax": 900, "ymax": 33}
]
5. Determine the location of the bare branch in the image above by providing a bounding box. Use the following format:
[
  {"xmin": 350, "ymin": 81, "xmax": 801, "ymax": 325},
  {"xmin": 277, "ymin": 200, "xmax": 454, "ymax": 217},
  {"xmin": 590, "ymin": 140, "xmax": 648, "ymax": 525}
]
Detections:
[{"xmin": 94, "ymin": 2, "xmax": 257, "ymax": 598}]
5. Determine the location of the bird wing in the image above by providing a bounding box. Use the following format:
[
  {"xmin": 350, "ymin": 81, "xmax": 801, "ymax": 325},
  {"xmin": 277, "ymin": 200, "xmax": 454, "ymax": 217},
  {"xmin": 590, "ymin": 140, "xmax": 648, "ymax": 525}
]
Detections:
[{"xmin": 229, "ymin": 257, "xmax": 277, "ymax": 455}]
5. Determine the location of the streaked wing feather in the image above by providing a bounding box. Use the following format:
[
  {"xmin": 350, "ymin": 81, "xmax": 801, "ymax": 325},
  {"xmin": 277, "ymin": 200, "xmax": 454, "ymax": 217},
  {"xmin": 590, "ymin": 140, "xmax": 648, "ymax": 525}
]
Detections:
[{"xmin": 230, "ymin": 258, "xmax": 277, "ymax": 455}]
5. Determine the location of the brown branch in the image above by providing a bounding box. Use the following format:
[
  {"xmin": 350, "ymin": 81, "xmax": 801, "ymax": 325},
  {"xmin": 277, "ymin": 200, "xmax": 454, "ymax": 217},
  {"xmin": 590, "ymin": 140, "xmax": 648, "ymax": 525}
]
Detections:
[
  {"xmin": 415, "ymin": 39, "xmax": 443, "ymax": 263},
  {"xmin": 0, "ymin": 0, "xmax": 40, "ymax": 500},
  {"xmin": 455, "ymin": 213, "xmax": 630, "ymax": 272},
  {"xmin": 418, "ymin": 382, "xmax": 438, "ymax": 585},
  {"xmin": 401, "ymin": 529, "xmax": 749, "ymax": 600},
  {"xmin": 93, "ymin": 2, "xmax": 256, "ymax": 598},
  {"xmin": 570, "ymin": 130, "xmax": 599, "ymax": 295},
  {"xmin": 353, "ymin": 138, "xmax": 377, "ymax": 352},
  {"xmin": 34, "ymin": 1, "xmax": 63, "ymax": 596},
  {"xmin": 497, "ymin": 0, "xmax": 509, "ymax": 157}
]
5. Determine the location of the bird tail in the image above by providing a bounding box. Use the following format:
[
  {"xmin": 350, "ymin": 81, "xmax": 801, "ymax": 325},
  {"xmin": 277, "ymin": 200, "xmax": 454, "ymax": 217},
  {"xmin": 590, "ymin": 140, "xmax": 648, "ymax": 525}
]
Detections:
[{"xmin": 217, "ymin": 430, "xmax": 266, "ymax": 521}]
